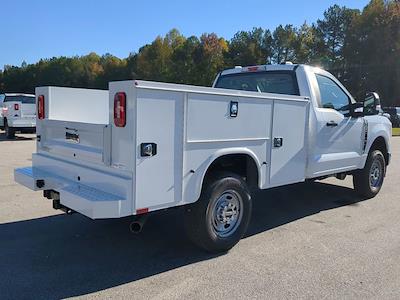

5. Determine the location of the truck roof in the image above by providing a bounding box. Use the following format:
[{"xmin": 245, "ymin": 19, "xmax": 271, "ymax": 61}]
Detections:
[
  {"xmin": 220, "ymin": 63, "xmax": 302, "ymax": 76},
  {"xmin": 129, "ymin": 79, "xmax": 309, "ymax": 102},
  {"xmin": 2, "ymin": 93, "xmax": 35, "ymax": 97}
]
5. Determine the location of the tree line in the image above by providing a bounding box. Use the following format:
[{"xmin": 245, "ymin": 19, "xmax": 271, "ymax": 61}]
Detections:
[{"xmin": 1, "ymin": 0, "xmax": 399, "ymax": 106}]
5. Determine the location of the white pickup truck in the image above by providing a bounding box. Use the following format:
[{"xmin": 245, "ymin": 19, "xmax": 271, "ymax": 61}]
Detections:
[
  {"xmin": 14, "ymin": 64, "xmax": 392, "ymax": 252},
  {"xmin": 0, "ymin": 93, "xmax": 36, "ymax": 138}
]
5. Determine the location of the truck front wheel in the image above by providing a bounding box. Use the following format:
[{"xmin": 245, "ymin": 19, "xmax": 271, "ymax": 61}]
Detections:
[
  {"xmin": 353, "ymin": 150, "xmax": 386, "ymax": 198},
  {"xmin": 4, "ymin": 121, "xmax": 15, "ymax": 139},
  {"xmin": 184, "ymin": 172, "xmax": 252, "ymax": 253}
]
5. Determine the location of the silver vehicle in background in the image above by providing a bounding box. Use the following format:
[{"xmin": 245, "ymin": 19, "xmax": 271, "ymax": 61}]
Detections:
[
  {"xmin": 0, "ymin": 93, "xmax": 36, "ymax": 139},
  {"xmin": 0, "ymin": 94, "xmax": 4, "ymax": 129},
  {"xmin": 382, "ymin": 107, "xmax": 400, "ymax": 127}
]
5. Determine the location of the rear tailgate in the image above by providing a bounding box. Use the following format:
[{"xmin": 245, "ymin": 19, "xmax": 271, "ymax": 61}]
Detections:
[
  {"xmin": 15, "ymin": 86, "xmax": 135, "ymax": 219},
  {"xmin": 2, "ymin": 95, "xmax": 35, "ymax": 120},
  {"xmin": 21, "ymin": 103, "xmax": 36, "ymax": 118},
  {"xmin": 36, "ymin": 86, "xmax": 110, "ymax": 166},
  {"xmin": 6, "ymin": 101, "xmax": 36, "ymax": 127},
  {"xmin": 38, "ymin": 120, "xmax": 111, "ymax": 165},
  {"xmin": 3, "ymin": 101, "xmax": 22, "ymax": 118}
]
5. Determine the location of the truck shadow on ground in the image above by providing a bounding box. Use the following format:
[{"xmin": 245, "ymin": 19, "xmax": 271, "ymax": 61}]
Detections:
[
  {"xmin": 0, "ymin": 181, "xmax": 367, "ymax": 299},
  {"xmin": 0, "ymin": 131, "xmax": 36, "ymax": 142}
]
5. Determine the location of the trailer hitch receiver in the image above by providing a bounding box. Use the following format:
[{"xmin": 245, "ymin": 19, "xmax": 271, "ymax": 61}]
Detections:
[{"xmin": 36, "ymin": 179, "xmax": 45, "ymax": 188}]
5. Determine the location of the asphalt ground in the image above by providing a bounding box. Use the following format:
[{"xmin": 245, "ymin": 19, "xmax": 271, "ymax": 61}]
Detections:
[{"xmin": 0, "ymin": 132, "xmax": 399, "ymax": 299}]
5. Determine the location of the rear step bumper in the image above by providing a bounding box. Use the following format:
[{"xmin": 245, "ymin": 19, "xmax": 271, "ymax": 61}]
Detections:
[
  {"xmin": 8, "ymin": 118, "xmax": 36, "ymax": 127},
  {"xmin": 15, "ymin": 156, "xmax": 132, "ymax": 219}
]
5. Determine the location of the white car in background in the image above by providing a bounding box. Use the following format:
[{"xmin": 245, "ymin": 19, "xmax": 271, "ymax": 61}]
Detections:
[{"xmin": 0, "ymin": 93, "xmax": 36, "ymax": 139}]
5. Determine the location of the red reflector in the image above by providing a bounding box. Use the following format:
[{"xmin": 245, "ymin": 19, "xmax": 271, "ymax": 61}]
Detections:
[
  {"xmin": 247, "ymin": 67, "xmax": 258, "ymax": 72},
  {"xmin": 247, "ymin": 66, "xmax": 259, "ymax": 72},
  {"xmin": 114, "ymin": 92, "xmax": 126, "ymax": 127},
  {"xmin": 14, "ymin": 103, "xmax": 19, "ymax": 110},
  {"xmin": 38, "ymin": 95, "xmax": 45, "ymax": 119},
  {"xmin": 136, "ymin": 208, "xmax": 149, "ymax": 215}
]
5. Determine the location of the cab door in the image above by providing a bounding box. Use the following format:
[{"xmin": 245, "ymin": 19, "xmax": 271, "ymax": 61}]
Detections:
[{"xmin": 310, "ymin": 72, "xmax": 364, "ymax": 177}]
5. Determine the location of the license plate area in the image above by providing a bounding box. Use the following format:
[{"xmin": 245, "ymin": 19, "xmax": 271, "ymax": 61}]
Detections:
[{"xmin": 66, "ymin": 130, "xmax": 80, "ymax": 143}]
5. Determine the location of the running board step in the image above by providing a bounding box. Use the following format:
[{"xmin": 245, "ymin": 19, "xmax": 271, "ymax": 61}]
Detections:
[{"xmin": 60, "ymin": 184, "xmax": 126, "ymax": 219}]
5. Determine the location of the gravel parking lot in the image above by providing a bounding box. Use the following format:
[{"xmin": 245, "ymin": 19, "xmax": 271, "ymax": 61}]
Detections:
[{"xmin": 1, "ymin": 132, "xmax": 399, "ymax": 299}]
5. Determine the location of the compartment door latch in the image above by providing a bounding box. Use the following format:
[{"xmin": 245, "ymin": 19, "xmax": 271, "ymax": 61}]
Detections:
[
  {"xmin": 230, "ymin": 101, "xmax": 238, "ymax": 117},
  {"xmin": 141, "ymin": 143, "xmax": 157, "ymax": 157},
  {"xmin": 273, "ymin": 137, "xmax": 283, "ymax": 148}
]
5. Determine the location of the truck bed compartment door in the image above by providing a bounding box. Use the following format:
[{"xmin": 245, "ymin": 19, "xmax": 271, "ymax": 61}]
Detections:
[
  {"xmin": 269, "ymin": 100, "xmax": 309, "ymax": 187},
  {"xmin": 135, "ymin": 89, "xmax": 184, "ymax": 211}
]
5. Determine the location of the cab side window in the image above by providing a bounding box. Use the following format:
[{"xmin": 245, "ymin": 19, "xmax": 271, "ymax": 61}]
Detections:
[{"xmin": 316, "ymin": 74, "xmax": 350, "ymax": 113}]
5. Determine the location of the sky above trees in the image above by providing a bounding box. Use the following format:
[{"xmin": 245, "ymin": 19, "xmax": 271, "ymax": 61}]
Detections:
[
  {"xmin": 1, "ymin": 0, "xmax": 369, "ymax": 68},
  {"xmin": 1, "ymin": 0, "xmax": 399, "ymax": 106}
]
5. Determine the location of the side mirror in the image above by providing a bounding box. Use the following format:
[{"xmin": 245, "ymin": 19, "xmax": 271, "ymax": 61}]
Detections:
[
  {"xmin": 350, "ymin": 102, "xmax": 364, "ymax": 118},
  {"xmin": 364, "ymin": 92, "xmax": 381, "ymax": 116}
]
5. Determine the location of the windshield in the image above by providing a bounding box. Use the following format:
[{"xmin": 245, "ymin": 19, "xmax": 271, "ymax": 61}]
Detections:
[
  {"xmin": 4, "ymin": 95, "xmax": 35, "ymax": 104},
  {"xmin": 215, "ymin": 71, "xmax": 299, "ymax": 96}
]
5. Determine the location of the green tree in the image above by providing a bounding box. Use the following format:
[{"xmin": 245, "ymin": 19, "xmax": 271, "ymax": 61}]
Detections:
[
  {"xmin": 271, "ymin": 25, "xmax": 297, "ymax": 64},
  {"xmin": 0, "ymin": 70, "xmax": 3, "ymax": 91},
  {"xmin": 96, "ymin": 54, "xmax": 127, "ymax": 88},
  {"xmin": 126, "ymin": 52, "xmax": 138, "ymax": 80},
  {"xmin": 294, "ymin": 23, "xmax": 326, "ymax": 65},
  {"xmin": 136, "ymin": 29, "xmax": 184, "ymax": 82},
  {"xmin": 226, "ymin": 27, "xmax": 272, "ymax": 66},
  {"xmin": 195, "ymin": 33, "xmax": 228, "ymax": 86},
  {"xmin": 170, "ymin": 36, "xmax": 201, "ymax": 84},
  {"xmin": 317, "ymin": 5, "xmax": 360, "ymax": 73},
  {"xmin": 342, "ymin": 0, "xmax": 400, "ymax": 105}
]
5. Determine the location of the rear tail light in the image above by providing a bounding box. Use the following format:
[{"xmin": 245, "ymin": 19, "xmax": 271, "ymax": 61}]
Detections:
[
  {"xmin": 38, "ymin": 95, "xmax": 45, "ymax": 119},
  {"xmin": 14, "ymin": 103, "xmax": 19, "ymax": 110},
  {"xmin": 114, "ymin": 92, "xmax": 126, "ymax": 127}
]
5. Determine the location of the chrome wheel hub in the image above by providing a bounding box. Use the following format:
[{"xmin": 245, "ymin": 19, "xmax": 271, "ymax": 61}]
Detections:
[
  {"xmin": 369, "ymin": 159, "xmax": 383, "ymax": 189},
  {"xmin": 211, "ymin": 190, "xmax": 243, "ymax": 238}
]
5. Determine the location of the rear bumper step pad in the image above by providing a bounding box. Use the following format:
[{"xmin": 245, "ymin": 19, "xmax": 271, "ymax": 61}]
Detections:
[{"xmin": 14, "ymin": 167, "xmax": 126, "ymax": 219}]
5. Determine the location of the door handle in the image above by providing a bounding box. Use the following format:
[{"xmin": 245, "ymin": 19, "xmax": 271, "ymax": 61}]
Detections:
[{"xmin": 326, "ymin": 121, "xmax": 338, "ymax": 127}]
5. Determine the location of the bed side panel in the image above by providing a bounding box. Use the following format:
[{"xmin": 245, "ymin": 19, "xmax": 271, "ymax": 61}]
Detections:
[{"xmin": 183, "ymin": 94, "xmax": 273, "ymax": 204}]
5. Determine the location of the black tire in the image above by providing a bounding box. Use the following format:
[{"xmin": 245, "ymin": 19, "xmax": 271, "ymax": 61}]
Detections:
[
  {"xmin": 4, "ymin": 120, "xmax": 15, "ymax": 139},
  {"xmin": 353, "ymin": 150, "xmax": 386, "ymax": 198},
  {"xmin": 184, "ymin": 172, "xmax": 252, "ymax": 253}
]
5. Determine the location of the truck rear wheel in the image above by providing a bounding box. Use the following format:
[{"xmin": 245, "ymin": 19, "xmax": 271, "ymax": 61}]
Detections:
[
  {"xmin": 353, "ymin": 150, "xmax": 386, "ymax": 198},
  {"xmin": 184, "ymin": 172, "xmax": 252, "ymax": 253},
  {"xmin": 4, "ymin": 121, "xmax": 15, "ymax": 139}
]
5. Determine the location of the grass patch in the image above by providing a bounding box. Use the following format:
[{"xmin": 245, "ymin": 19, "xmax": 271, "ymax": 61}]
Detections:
[{"xmin": 393, "ymin": 128, "xmax": 400, "ymax": 136}]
